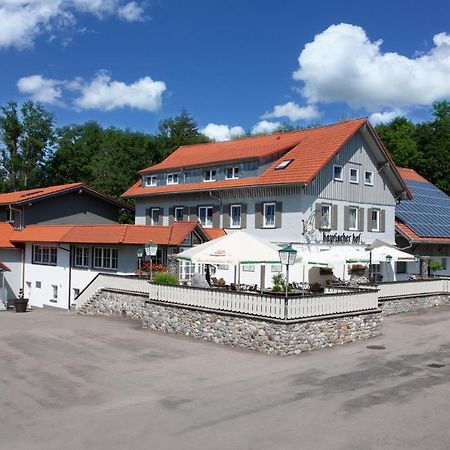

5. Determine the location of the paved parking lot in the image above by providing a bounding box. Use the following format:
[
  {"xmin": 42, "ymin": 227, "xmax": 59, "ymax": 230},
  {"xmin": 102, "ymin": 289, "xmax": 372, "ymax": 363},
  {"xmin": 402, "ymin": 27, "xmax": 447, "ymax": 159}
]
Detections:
[{"xmin": 1, "ymin": 307, "xmax": 450, "ymax": 450}]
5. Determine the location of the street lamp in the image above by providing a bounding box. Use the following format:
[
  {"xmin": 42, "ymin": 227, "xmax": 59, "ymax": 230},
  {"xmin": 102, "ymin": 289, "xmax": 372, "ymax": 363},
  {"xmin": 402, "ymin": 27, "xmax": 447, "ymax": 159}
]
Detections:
[
  {"xmin": 145, "ymin": 241, "xmax": 158, "ymax": 281},
  {"xmin": 279, "ymin": 244, "xmax": 297, "ymax": 320},
  {"xmin": 385, "ymin": 254, "xmax": 392, "ymax": 282},
  {"xmin": 136, "ymin": 248, "xmax": 144, "ymax": 276},
  {"xmin": 414, "ymin": 254, "xmax": 421, "ymax": 278}
]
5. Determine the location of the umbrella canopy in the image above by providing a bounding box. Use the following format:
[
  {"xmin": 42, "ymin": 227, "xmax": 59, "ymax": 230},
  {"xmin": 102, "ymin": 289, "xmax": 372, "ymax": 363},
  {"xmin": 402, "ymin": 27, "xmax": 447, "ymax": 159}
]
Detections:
[
  {"xmin": 370, "ymin": 246, "xmax": 415, "ymax": 263},
  {"xmin": 176, "ymin": 230, "xmax": 281, "ymax": 265}
]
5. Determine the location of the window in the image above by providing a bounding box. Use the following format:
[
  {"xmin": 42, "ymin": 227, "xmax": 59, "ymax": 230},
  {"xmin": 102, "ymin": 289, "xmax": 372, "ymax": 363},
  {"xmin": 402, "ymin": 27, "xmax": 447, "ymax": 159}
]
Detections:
[
  {"xmin": 396, "ymin": 262, "xmax": 407, "ymax": 274},
  {"xmin": 333, "ymin": 165, "xmax": 343, "ymax": 181},
  {"xmin": 198, "ymin": 206, "xmax": 213, "ymax": 228},
  {"xmin": 5, "ymin": 209, "xmax": 15, "ymax": 223},
  {"xmin": 350, "ymin": 168, "xmax": 359, "ymax": 184},
  {"xmin": 364, "ymin": 171, "xmax": 374, "ymax": 186},
  {"xmin": 271, "ymin": 264, "xmax": 282, "ymax": 272},
  {"xmin": 167, "ymin": 173, "xmax": 179, "ymax": 185},
  {"xmin": 242, "ymin": 265, "xmax": 255, "ymax": 272},
  {"xmin": 93, "ymin": 247, "xmax": 118, "ymax": 270},
  {"xmin": 226, "ymin": 167, "xmax": 239, "ymax": 179},
  {"xmin": 145, "ymin": 175, "xmax": 157, "ymax": 187},
  {"xmin": 52, "ymin": 285, "xmax": 58, "ymax": 299},
  {"xmin": 275, "ymin": 159, "xmax": 293, "ymax": 170},
  {"xmin": 35, "ymin": 281, "xmax": 41, "ymax": 288},
  {"xmin": 230, "ymin": 204, "xmax": 241, "ymax": 228},
  {"xmin": 74, "ymin": 246, "xmax": 90, "ymax": 268},
  {"xmin": 150, "ymin": 208, "xmax": 160, "ymax": 226},
  {"xmin": 442, "ymin": 258, "xmax": 447, "ymax": 270},
  {"xmin": 204, "ymin": 169, "xmax": 216, "ymax": 182},
  {"xmin": 371, "ymin": 209, "xmax": 380, "ymax": 232},
  {"xmin": 216, "ymin": 264, "xmax": 229, "ymax": 270},
  {"xmin": 263, "ymin": 202, "xmax": 276, "ymax": 228},
  {"xmin": 174, "ymin": 207, "xmax": 184, "ymax": 222},
  {"xmin": 73, "ymin": 288, "xmax": 80, "ymax": 298},
  {"xmin": 320, "ymin": 204, "xmax": 331, "ymax": 229},
  {"xmin": 349, "ymin": 207, "xmax": 358, "ymax": 231},
  {"xmin": 32, "ymin": 245, "xmax": 57, "ymax": 265}
]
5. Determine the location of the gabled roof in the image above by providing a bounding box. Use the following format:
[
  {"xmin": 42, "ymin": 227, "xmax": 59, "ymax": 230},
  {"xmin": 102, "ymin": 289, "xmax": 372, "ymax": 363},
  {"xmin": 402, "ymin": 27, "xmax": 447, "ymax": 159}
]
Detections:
[
  {"xmin": 123, "ymin": 118, "xmax": 408, "ymax": 199},
  {"xmin": 0, "ymin": 182, "xmax": 132, "ymax": 210},
  {"xmin": 0, "ymin": 223, "xmax": 16, "ymax": 249},
  {"xmin": 10, "ymin": 222, "xmax": 225, "ymax": 246}
]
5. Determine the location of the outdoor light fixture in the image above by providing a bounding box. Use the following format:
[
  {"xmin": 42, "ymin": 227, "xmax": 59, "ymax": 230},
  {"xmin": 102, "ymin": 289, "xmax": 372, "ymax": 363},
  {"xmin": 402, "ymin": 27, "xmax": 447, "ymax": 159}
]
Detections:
[
  {"xmin": 279, "ymin": 244, "xmax": 297, "ymax": 319},
  {"xmin": 145, "ymin": 241, "xmax": 158, "ymax": 281},
  {"xmin": 385, "ymin": 254, "xmax": 392, "ymax": 282},
  {"xmin": 137, "ymin": 248, "xmax": 144, "ymax": 276}
]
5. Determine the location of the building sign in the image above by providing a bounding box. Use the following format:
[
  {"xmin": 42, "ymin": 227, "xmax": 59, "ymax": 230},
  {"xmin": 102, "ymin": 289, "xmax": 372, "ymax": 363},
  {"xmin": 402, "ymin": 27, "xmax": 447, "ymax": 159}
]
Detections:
[{"xmin": 322, "ymin": 232, "xmax": 363, "ymax": 244}]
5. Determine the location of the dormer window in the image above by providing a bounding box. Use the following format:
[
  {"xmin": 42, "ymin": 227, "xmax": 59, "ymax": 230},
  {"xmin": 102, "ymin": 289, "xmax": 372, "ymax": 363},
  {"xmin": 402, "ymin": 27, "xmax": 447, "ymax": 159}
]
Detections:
[
  {"xmin": 145, "ymin": 175, "xmax": 157, "ymax": 187},
  {"xmin": 204, "ymin": 169, "xmax": 216, "ymax": 182},
  {"xmin": 275, "ymin": 159, "xmax": 293, "ymax": 170},
  {"xmin": 226, "ymin": 167, "xmax": 239, "ymax": 179},
  {"xmin": 167, "ymin": 173, "xmax": 179, "ymax": 185}
]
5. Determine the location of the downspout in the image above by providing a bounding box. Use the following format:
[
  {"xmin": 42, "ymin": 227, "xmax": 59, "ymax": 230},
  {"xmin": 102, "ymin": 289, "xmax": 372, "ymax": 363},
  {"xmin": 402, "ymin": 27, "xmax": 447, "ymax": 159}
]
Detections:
[
  {"xmin": 58, "ymin": 245, "xmax": 72, "ymax": 310},
  {"xmin": 7, "ymin": 205, "xmax": 23, "ymax": 230}
]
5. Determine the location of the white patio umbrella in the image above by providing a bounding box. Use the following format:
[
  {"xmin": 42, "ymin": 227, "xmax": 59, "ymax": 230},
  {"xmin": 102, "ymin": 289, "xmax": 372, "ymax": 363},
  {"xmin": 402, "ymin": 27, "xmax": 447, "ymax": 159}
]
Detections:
[{"xmin": 369, "ymin": 246, "xmax": 415, "ymax": 263}]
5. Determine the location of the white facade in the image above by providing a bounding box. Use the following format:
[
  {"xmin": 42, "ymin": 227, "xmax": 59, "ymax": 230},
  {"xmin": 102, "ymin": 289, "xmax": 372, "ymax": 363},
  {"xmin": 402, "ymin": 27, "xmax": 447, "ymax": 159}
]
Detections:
[{"xmin": 0, "ymin": 248, "xmax": 22, "ymax": 302}]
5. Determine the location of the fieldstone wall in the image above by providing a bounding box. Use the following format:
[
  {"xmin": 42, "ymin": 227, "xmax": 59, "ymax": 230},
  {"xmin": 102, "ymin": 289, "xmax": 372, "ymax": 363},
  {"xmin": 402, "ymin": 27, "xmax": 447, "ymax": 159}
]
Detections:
[
  {"xmin": 78, "ymin": 290, "xmax": 383, "ymax": 355},
  {"xmin": 380, "ymin": 294, "xmax": 450, "ymax": 316}
]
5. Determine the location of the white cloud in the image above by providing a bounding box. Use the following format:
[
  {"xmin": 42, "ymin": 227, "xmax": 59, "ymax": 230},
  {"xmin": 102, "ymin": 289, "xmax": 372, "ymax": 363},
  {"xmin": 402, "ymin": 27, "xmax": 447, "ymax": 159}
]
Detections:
[
  {"xmin": 251, "ymin": 120, "xmax": 282, "ymax": 135},
  {"xmin": 369, "ymin": 109, "xmax": 404, "ymax": 125},
  {"xmin": 73, "ymin": 72, "xmax": 166, "ymax": 111},
  {"xmin": 0, "ymin": 0, "xmax": 148, "ymax": 49},
  {"xmin": 17, "ymin": 74, "xmax": 64, "ymax": 105},
  {"xmin": 262, "ymin": 101, "xmax": 320, "ymax": 122},
  {"xmin": 17, "ymin": 72, "xmax": 166, "ymax": 112},
  {"xmin": 293, "ymin": 23, "xmax": 450, "ymax": 112},
  {"xmin": 200, "ymin": 123, "xmax": 245, "ymax": 142}
]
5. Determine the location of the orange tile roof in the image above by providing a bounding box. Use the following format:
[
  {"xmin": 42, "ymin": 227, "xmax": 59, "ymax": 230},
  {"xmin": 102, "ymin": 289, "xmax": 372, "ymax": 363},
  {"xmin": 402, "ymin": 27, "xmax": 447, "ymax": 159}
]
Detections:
[
  {"xmin": 396, "ymin": 167, "xmax": 428, "ymax": 183},
  {"xmin": 0, "ymin": 223, "xmax": 17, "ymax": 248},
  {"xmin": 204, "ymin": 228, "xmax": 227, "ymax": 240},
  {"xmin": 396, "ymin": 220, "xmax": 450, "ymax": 244},
  {"xmin": 10, "ymin": 222, "xmax": 224, "ymax": 247},
  {"xmin": 124, "ymin": 118, "xmax": 383, "ymax": 198}
]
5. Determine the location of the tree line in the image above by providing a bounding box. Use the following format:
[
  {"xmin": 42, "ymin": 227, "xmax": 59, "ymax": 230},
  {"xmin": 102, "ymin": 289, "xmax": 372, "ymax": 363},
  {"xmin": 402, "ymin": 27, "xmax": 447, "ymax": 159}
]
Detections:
[{"xmin": 0, "ymin": 100, "xmax": 449, "ymax": 202}]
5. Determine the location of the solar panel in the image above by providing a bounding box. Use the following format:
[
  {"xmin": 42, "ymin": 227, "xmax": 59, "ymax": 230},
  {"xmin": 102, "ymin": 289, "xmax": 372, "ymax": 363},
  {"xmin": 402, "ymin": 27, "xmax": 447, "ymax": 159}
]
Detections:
[{"xmin": 396, "ymin": 179, "xmax": 450, "ymax": 238}]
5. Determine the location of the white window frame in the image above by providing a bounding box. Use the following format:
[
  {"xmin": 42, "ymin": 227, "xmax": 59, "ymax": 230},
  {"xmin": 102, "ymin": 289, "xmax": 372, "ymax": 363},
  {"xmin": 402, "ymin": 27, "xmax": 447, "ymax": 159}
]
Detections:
[
  {"xmin": 364, "ymin": 171, "xmax": 374, "ymax": 186},
  {"xmin": 93, "ymin": 247, "xmax": 118, "ymax": 270},
  {"xmin": 226, "ymin": 167, "xmax": 239, "ymax": 179},
  {"xmin": 242, "ymin": 265, "xmax": 255, "ymax": 272},
  {"xmin": 198, "ymin": 206, "xmax": 213, "ymax": 228},
  {"xmin": 320, "ymin": 204, "xmax": 331, "ymax": 229},
  {"xmin": 349, "ymin": 168, "xmax": 359, "ymax": 184},
  {"xmin": 150, "ymin": 208, "xmax": 160, "ymax": 226},
  {"xmin": 74, "ymin": 246, "xmax": 90, "ymax": 268},
  {"xmin": 167, "ymin": 173, "xmax": 179, "ymax": 185},
  {"xmin": 333, "ymin": 165, "xmax": 343, "ymax": 181},
  {"xmin": 32, "ymin": 245, "xmax": 57, "ymax": 266},
  {"xmin": 174, "ymin": 207, "xmax": 184, "ymax": 222},
  {"xmin": 145, "ymin": 175, "xmax": 157, "ymax": 187},
  {"xmin": 230, "ymin": 204, "xmax": 241, "ymax": 228},
  {"xmin": 371, "ymin": 209, "xmax": 380, "ymax": 232},
  {"xmin": 263, "ymin": 202, "xmax": 276, "ymax": 228},
  {"xmin": 204, "ymin": 169, "xmax": 217, "ymax": 182},
  {"xmin": 348, "ymin": 207, "xmax": 358, "ymax": 231},
  {"xmin": 275, "ymin": 160, "xmax": 293, "ymax": 170}
]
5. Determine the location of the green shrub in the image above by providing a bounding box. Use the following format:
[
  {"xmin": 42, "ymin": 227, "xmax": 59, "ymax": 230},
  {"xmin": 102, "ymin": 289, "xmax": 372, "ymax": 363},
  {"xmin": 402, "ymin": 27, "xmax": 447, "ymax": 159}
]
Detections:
[
  {"xmin": 153, "ymin": 272, "xmax": 180, "ymax": 285},
  {"xmin": 429, "ymin": 260, "xmax": 443, "ymax": 272}
]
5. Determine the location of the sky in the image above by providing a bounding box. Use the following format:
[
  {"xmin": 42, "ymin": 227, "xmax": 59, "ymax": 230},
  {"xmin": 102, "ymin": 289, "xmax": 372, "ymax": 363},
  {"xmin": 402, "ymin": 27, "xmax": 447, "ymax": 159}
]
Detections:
[{"xmin": 1, "ymin": 0, "xmax": 450, "ymax": 141}]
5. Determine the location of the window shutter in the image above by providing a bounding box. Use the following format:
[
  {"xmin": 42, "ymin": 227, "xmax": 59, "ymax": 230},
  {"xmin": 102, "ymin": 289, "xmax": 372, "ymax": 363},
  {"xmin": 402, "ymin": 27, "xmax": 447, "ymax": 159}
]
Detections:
[
  {"xmin": 358, "ymin": 207, "xmax": 365, "ymax": 231},
  {"xmin": 212, "ymin": 205, "xmax": 220, "ymax": 228},
  {"xmin": 380, "ymin": 209, "xmax": 386, "ymax": 233},
  {"xmin": 223, "ymin": 204, "xmax": 230, "ymax": 228},
  {"xmin": 367, "ymin": 208, "xmax": 373, "ymax": 232},
  {"xmin": 314, "ymin": 203, "xmax": 321, "ymax": 229},
  {"xmin": 182, "ymin": 208, "xmax": 188, "ymax": 222},
  {"xmin": 255, "ymin": 202, "xmax": 263, "ymax": 229},
  {"xmin": 241, "ymin": 203, "xmax": 247, "ymax": 229},
  {"xmin": 145, "ymin": 208, "xmax": 151, "ymax": 225},
  {"xmin": 189, "ymin": 206, "xmax": 197, "ymax": 222},
  {"xmin": 168, "ymin": 207, "xmax": 174, "ymax": 225},
  {"xmin": 275, "ymin": 202, "xmax": 282, "ymax": 228},
  {"xmin": 343, "ymin": 206, "xmax": 349, "ymax": 231},
  {"xmin": 331, "ymin": 205, "xmax": 338, "ymax": 230},
  {"xmin": 158, "ymin": 208, "xmax": 164, "ymax": 225}
]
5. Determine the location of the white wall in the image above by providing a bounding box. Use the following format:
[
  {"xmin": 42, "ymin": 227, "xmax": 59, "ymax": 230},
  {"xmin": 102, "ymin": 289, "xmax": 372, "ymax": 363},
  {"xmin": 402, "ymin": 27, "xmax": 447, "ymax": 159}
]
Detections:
[{"xmin": 0, "ymin": 248, "xmax": 22, "ymax": 301}]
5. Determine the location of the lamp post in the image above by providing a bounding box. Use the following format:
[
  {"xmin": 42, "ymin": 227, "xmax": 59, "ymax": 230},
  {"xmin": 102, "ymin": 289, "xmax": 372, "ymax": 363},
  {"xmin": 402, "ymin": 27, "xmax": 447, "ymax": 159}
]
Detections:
[
  {"xmin": 385, "ymin": 254, "xmax": 392, "ymax": 282},
  {"xmin": 136, "ymin": 247, "xmax": 144, "ymax": 277},
  {"xmin": 145, "ymin": 241, "xmax": 158, "ymax": 281},
  {"xmin": 414, "ymin": 254, "xmax": 421, "ymax": 278},
  {"xmin": 279, "ymin": 244, "xmax": 297, "ymax": 320}
]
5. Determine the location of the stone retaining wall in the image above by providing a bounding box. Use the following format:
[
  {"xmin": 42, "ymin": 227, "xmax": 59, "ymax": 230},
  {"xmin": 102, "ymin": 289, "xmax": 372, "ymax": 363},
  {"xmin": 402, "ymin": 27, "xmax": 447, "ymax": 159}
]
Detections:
[
  {"xmin": 380, "ymin": 294, "xmax": 450, "ymax": 316},
  {"xmin": 78, "ymin": 290, "xmax": 383, "ymax": 356}
]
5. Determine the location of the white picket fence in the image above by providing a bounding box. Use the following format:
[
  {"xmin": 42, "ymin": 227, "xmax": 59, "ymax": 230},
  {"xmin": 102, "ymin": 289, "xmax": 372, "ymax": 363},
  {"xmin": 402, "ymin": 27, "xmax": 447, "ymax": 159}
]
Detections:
[{"xmin": 378, "ymin": 278, "xmax": 450, "ymax": 299}]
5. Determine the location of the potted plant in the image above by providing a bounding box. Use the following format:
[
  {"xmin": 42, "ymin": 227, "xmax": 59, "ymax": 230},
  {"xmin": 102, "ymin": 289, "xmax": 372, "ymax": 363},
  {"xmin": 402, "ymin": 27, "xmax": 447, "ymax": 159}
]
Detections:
[
  {"xmin": 15, "ymin": 288, "xmax": 29, "ymax": 313},
  {"xmin": 348, "ymin": 264, "xmax": 366, "ymax": 276}
]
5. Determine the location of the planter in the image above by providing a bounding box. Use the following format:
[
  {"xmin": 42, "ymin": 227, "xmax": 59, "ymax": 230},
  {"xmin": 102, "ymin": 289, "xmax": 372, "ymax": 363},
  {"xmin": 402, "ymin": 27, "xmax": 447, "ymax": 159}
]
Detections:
[{"xmin": 15, "ymin": 298, "xmax": 29, "ymax": 313}]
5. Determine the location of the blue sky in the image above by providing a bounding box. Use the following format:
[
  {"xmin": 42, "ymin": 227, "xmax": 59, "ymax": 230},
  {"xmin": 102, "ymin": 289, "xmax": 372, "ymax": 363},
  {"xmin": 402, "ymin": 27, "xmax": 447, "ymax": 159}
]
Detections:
[{"xmin": 1, "ymin": 0, "xmax": 450, "ymax": 140}]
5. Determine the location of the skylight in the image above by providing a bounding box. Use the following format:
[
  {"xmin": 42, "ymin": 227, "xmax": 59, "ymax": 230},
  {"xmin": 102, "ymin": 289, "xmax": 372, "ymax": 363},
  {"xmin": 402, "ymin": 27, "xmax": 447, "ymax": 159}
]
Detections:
[{"xmin": 275, "ymin": 159, "xmax": 293, "ymax": 170}]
